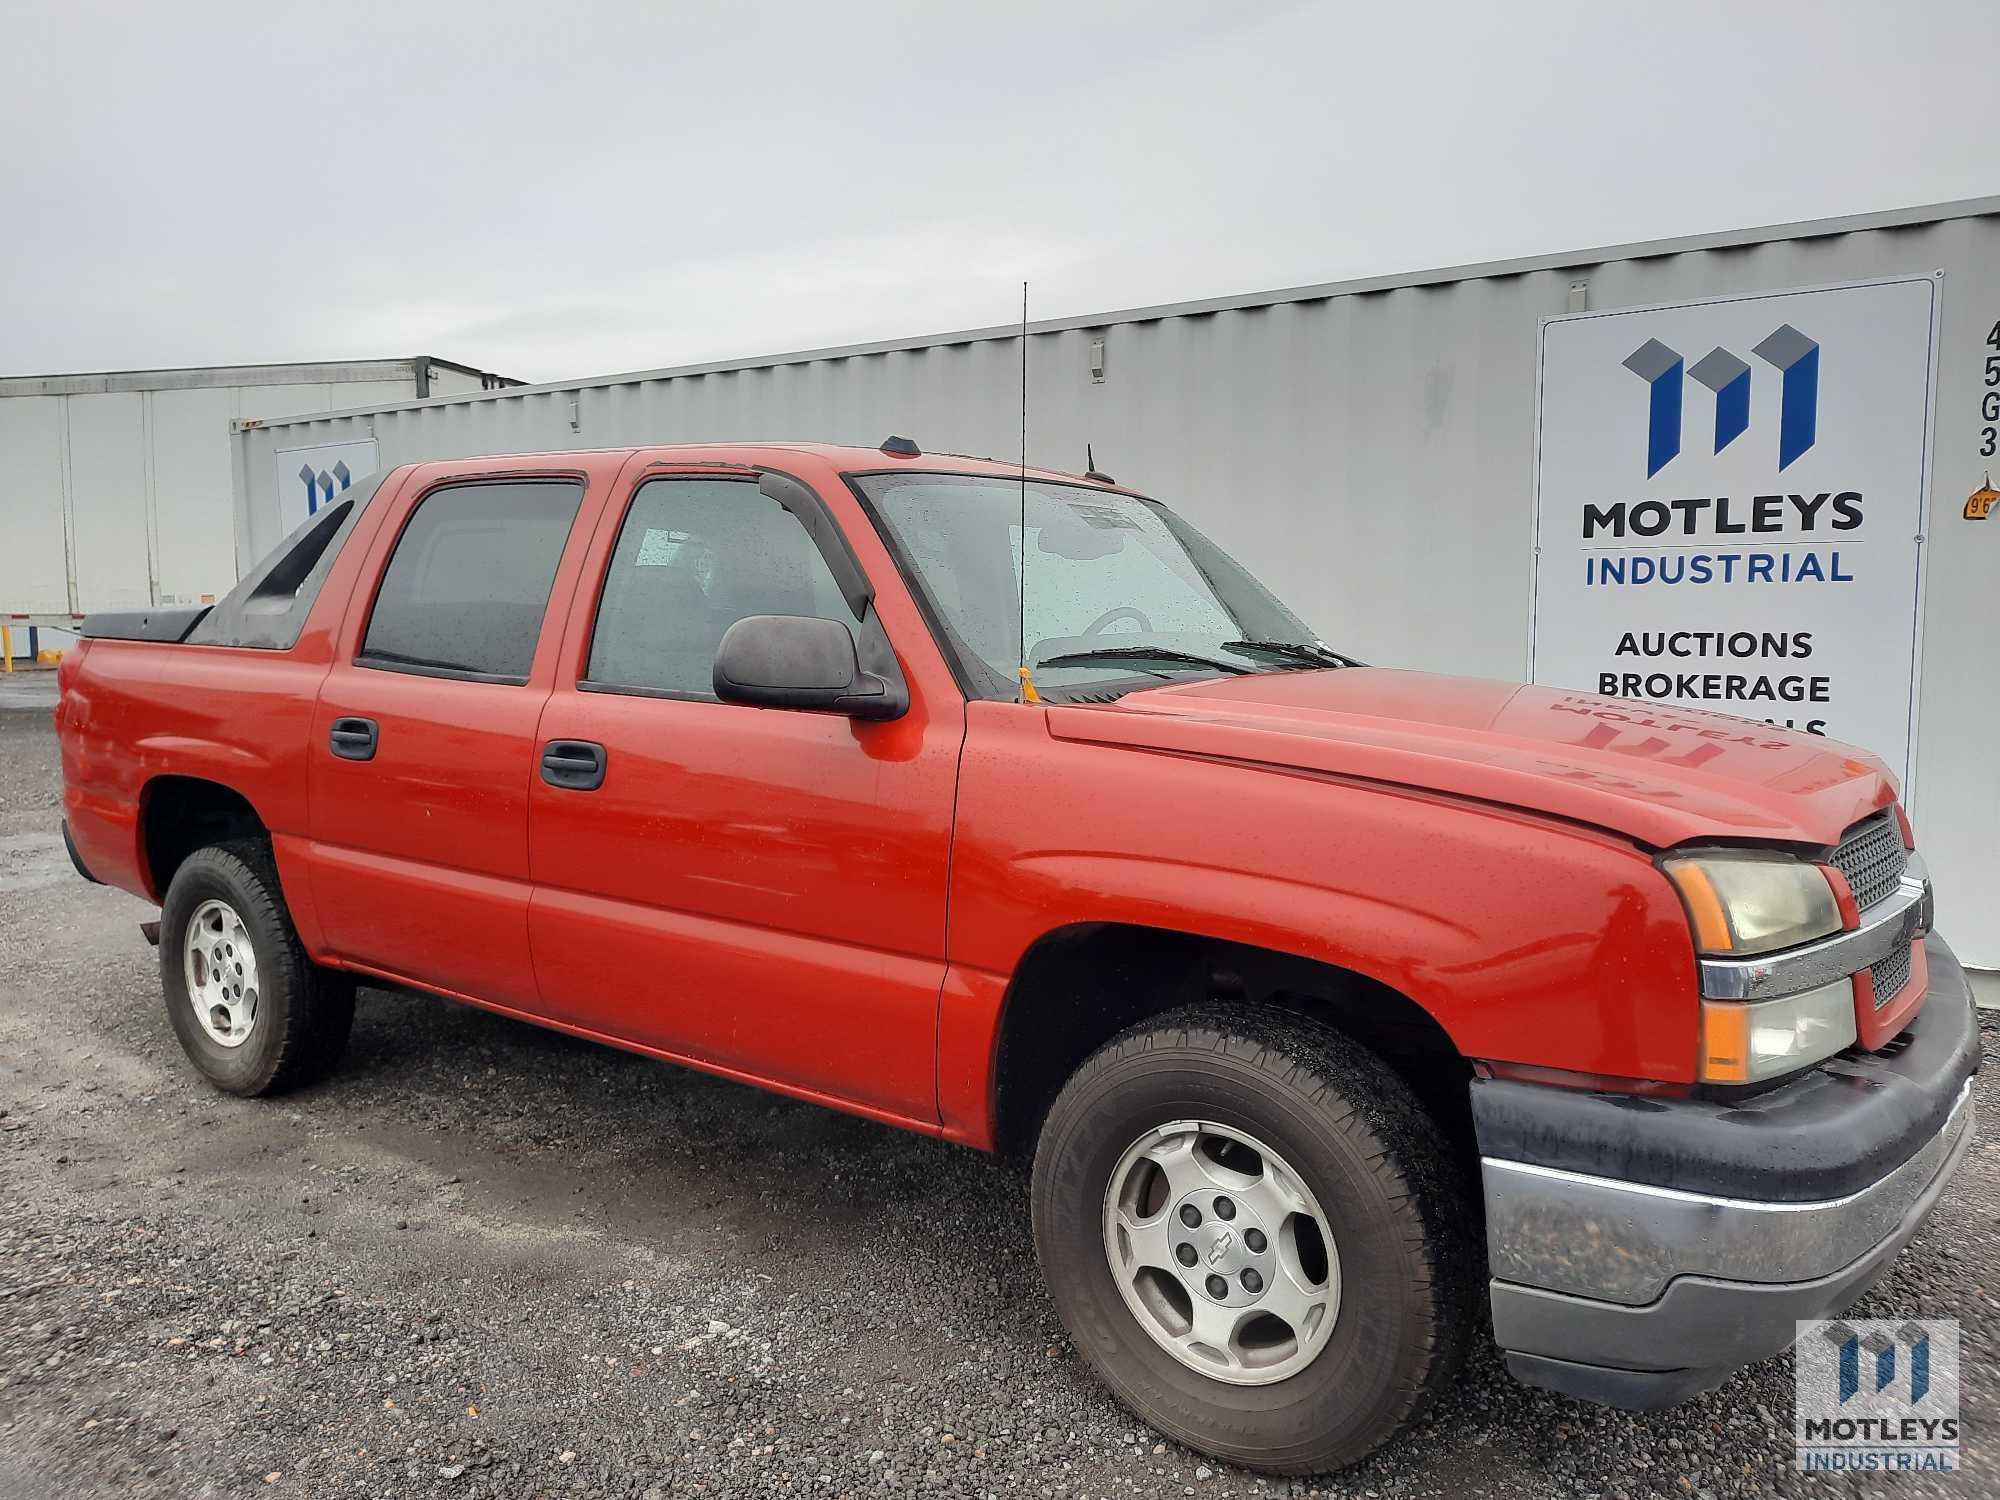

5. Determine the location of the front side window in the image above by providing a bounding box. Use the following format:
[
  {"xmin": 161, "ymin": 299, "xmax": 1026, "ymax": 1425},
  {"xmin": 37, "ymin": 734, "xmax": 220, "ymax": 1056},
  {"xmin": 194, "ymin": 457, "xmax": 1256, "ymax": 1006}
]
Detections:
[
  {"xmin": 857, "ymin": 473, "xmax": 1331, "ymax": 700},
  {"xmin": 360, "ymin": 480, "xmax": 583, "ymax": 682},
  {"xmin": 585, "ymin": 477, "xmax": 851, "ymax": 699}
]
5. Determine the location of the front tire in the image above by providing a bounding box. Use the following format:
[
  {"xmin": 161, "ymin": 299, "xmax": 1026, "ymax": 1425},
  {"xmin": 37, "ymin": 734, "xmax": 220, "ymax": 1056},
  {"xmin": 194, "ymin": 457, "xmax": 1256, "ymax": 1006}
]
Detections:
[
  {"xmin": 1030, "ymin": 1005, "xmax": 1476, "ymax": 1475},
  {"xmin": 159, "ymin": 842, "xmax": 355, "ymax": 1096}
]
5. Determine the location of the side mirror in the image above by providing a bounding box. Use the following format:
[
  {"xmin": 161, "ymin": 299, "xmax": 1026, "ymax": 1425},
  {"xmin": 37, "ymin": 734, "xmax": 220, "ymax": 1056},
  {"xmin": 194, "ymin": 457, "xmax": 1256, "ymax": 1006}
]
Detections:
[{"xmin": 712, "ymin": 614, "xmax": 905, "ymax": 720}]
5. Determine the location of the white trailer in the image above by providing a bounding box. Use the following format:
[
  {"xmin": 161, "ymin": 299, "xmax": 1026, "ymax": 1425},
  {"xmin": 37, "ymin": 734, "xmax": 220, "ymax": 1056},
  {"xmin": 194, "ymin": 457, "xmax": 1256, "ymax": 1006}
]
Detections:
[
  {"xmin": 0, "ymin": 357, "xmax": 516, "ymax": 629},
  {"xmin": 222, "ymin": 199, "xmax": 2000, "ymax": 968}
]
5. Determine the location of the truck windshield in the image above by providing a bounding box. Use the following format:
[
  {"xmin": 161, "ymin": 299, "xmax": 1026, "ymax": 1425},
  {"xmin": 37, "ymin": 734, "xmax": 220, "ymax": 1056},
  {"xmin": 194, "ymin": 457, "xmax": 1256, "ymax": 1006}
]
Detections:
[{"xmin": 855, "ymin": 472, "xmax": 1337, "ymax": 700}]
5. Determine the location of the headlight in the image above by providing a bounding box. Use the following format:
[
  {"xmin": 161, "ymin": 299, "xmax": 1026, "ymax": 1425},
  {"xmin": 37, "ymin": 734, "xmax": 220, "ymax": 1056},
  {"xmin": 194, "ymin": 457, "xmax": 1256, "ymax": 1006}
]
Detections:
[
  {"xmin": 1662, "ymin": 852, "xmax": 1842, "ymax": 956},
  {"xmin": 1699, "ymin": 978, "xmax": 1857, "ymax": 1084}
]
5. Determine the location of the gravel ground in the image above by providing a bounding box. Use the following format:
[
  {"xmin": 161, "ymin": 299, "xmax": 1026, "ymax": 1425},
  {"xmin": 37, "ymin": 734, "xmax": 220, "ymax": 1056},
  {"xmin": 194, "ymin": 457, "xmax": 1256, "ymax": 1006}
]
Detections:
[{"xmin": 1, "ymin": 671, "xmax": 1994, "ymax": 1499}]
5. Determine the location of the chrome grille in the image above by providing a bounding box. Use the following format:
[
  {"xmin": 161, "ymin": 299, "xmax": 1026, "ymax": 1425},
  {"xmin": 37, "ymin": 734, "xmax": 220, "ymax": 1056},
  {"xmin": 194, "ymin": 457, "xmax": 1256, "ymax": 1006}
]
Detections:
[
  {"xmin": 1868, "ymin": 940, "xmax": 1914, "ymax": 1010},
  {"xmin": 1831, "ymin": 811, "xmax": 1905, "ymax": 911}
]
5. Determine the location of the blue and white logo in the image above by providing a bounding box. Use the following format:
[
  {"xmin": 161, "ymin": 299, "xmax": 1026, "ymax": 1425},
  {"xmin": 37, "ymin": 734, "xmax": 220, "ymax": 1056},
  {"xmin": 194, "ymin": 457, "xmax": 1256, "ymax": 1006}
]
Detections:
[
  {"xmin": 1824, "ymin": 1320, "xmax": 1933, "ymax": 1404},
  {"xmin": 1623, "ymin": 324, "xmax": 1820, "ymax": 476},
  {"xmin": 1795, "ymin": 1317, "xmax": 1959, "ymax": 1474},
  {"xmin": 297, "ymin": 459, "xmax": 354, "ymax": 516}
]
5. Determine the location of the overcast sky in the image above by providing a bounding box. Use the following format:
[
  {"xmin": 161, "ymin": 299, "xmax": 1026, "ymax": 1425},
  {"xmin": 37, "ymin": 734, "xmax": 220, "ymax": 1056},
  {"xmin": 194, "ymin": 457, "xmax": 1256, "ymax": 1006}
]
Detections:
[{"xmin": 3, "ymin": 0, "xmax": 1995, "ymax": 385}]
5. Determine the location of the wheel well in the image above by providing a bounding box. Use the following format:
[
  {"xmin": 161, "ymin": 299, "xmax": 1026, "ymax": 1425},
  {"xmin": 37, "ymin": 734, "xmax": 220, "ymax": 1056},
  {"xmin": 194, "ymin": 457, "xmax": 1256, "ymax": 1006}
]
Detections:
[
  {"xmin": 991, "ymin": 924, "xmax": 1475, "ymax": 1169},
  {"xmin": 141, "ymin": 777, "xmax": 268, "ymax": 897}
]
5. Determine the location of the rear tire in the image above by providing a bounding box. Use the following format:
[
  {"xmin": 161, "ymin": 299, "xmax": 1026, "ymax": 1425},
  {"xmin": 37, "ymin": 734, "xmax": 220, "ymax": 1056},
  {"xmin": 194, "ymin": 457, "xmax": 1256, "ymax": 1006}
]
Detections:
[
  {"xmin": 1030, "ymin": 1004, "xmax": 1476, "ymax": 1475},
  {"xmin": 159, "ymin": 842, "xmax": 354, "ymax": 1096}
]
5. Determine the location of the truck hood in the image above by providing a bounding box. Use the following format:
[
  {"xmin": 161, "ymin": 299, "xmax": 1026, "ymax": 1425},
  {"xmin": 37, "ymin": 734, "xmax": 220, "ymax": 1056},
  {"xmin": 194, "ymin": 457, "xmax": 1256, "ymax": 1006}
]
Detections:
[{"xmin": 1046, "ymin": 668, "xmax": 1896, "ymax": 848}]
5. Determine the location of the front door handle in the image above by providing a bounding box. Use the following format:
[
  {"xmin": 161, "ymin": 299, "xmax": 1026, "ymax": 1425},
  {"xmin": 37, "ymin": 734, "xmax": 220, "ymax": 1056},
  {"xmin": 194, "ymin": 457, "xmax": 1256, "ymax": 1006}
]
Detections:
[
  {"xmin": 329, "ymin": 716, "xmax": 378, "ymax": 761},
  {"xmin": 541, "ymin": 739, "xmax": 607, "ymax": 791}
]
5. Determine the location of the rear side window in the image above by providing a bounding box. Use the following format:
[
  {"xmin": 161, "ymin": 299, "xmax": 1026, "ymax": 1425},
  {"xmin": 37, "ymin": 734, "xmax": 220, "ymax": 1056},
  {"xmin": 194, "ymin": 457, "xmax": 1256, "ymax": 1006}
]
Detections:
[
  {"xmin": 360, "ymin": 480, "xmax": 583, "ymax": 683},
  {"xmin": 185, "ymin": 468, "xmax": 390, "ymax": 651},
  {"xmin": 585, "ymin": 477, "xmax": 850, "ymax": 698}
]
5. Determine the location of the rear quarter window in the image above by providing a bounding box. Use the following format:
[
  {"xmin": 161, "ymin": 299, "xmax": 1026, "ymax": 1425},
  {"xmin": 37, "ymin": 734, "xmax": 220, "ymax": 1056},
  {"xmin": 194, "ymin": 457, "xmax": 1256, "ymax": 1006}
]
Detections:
[{"xmin": 185, "ymin": 469, "xmax": 389, "ymax": 650}]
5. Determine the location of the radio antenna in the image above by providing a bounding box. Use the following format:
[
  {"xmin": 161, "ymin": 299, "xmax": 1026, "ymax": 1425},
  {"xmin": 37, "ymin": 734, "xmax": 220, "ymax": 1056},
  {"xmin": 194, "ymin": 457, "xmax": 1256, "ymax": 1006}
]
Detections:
[{"xmin": 1016, "ymin": 281, "xmax": 1039, "ymax": 703}]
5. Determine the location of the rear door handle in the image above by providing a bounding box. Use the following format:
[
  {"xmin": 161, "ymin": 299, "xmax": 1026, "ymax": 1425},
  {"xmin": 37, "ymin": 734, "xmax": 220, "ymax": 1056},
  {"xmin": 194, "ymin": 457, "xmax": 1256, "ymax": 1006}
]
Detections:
[
  {"xmin": 329, "ymin": 716, "xmax": 378, "ymax": 761},
  {"xmin": 541, "ymin": 739, "xmax": 607, "ymax": 791}
]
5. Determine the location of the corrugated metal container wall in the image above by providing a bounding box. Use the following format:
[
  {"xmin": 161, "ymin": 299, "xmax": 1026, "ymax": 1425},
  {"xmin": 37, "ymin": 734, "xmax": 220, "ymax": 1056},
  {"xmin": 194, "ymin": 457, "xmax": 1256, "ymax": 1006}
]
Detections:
[
  {"xmin": 1, "ymin": 359, "xmax": 513, "ymax": 622},
  {"xmin": 228, "ymin": 202, "xmax": 2000, "ymax": 966}
]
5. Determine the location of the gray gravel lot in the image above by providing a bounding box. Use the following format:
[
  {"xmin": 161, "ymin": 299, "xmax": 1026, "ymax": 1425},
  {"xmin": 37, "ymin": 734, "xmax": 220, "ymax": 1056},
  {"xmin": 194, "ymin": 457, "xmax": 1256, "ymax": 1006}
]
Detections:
[{"xmin": 1, "ymin": 671, "xmax": 1994, "ymax": 1499}]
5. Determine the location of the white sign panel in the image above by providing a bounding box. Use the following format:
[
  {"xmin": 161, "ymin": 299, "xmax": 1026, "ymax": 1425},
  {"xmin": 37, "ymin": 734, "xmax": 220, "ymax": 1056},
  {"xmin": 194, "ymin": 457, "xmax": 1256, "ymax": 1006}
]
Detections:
[
  {"xmin": 1532, "ymin": 277, "xmax": 1937, "ymax": 785},
  {"xmin": 274, "ymin": 438, "xmax": 380, "ymax": 534}
]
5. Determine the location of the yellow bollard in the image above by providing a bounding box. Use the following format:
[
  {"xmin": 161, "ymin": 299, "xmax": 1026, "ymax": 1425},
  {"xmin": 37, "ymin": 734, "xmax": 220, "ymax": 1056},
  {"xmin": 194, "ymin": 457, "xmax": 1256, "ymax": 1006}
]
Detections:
[{"xmin": 1, "ymin": 624, "xmax": 11, "ymax": 674}]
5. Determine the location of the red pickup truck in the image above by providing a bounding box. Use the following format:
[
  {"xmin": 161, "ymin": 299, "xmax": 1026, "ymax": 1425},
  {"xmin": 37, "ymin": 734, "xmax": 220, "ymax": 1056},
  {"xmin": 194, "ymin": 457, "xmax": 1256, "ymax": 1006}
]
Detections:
[{"xmin": 57, "ymin": 441, "xmax": 1977, "ymax": 1474}]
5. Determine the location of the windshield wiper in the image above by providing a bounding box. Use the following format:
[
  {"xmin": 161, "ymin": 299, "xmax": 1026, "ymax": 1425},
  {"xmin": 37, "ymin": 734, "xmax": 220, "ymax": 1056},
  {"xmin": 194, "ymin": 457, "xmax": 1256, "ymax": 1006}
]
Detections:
[
  {"xmin": 1035, "ymin": 646, "xmax": 1251, "ymax": 676},
  {"xmin": 1221, "ymin": 639, "xmax": 1358, "ymax": 669}
]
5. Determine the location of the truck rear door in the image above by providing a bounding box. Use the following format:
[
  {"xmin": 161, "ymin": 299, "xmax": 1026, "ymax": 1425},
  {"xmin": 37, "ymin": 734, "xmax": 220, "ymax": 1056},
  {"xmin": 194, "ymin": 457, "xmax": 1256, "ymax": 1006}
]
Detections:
[{"xmin": 304, "ymin": 460, "xmax": 608, "ymax": 1007}]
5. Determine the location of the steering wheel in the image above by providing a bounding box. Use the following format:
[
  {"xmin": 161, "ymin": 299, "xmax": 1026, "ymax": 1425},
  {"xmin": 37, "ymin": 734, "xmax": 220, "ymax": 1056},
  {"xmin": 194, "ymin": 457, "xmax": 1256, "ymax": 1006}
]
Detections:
[{"xmin": 1083, "ymin": 606, "xmax": 1153, "ymax": 636}]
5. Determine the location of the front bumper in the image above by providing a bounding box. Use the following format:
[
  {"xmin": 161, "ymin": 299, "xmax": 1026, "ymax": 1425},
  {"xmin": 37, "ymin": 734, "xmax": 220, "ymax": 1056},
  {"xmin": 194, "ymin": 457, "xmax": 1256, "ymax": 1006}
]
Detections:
[{"xmin": 1474, "ymin": 933, "xmax": 1981, "ymax": 1411}]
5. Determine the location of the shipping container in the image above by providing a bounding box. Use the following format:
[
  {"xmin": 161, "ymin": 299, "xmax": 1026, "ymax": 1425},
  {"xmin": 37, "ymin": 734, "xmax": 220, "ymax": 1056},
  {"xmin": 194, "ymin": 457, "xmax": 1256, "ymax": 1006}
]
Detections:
[
  {"xmin": 1, "ymin": 357, "xmax": 517, "ymax": 624},
  {"xmin": 227, "ymin": 197, "xmax": 2000, "ymax": 967}
]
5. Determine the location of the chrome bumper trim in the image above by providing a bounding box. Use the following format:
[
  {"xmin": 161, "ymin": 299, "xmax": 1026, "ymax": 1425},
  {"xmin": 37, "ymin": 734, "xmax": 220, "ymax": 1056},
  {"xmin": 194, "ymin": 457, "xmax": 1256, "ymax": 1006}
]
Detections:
[
  {"xmin": 1480, "ymin": 1076, "xmax": 1974, "ymax": 1306},
  {"xmin": 1699, "ymin": 852, "xmax": 1931, "ymax": 1000}
]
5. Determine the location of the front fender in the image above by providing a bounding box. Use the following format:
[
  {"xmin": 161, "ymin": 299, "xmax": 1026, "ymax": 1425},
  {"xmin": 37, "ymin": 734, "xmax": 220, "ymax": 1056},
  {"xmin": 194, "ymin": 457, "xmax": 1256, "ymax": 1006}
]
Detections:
[{"xmin": 940, "ymin": 705, "xmax": 1701, "ymax": 1138}]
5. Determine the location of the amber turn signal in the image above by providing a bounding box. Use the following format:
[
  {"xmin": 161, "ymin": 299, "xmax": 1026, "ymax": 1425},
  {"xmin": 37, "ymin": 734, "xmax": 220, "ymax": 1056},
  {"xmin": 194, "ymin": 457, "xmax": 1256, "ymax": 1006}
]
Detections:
[{"xmin": 1698, "ymin": 979, "xmax": 1857, "ymax": 1084}]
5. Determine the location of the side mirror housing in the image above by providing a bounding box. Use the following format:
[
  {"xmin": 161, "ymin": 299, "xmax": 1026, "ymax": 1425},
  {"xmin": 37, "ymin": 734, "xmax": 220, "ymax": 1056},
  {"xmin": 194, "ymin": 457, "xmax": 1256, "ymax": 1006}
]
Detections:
[{"xmin": 712, "ymin": 614, "xmax": 906, "ymax": 720}]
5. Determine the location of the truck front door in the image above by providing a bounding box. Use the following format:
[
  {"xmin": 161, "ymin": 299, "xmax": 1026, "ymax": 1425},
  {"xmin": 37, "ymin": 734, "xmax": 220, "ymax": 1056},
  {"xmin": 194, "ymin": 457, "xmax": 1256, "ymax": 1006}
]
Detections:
[{"xmin": 525, "ymin": 460, "xmax": 963, "ymax": 1125}]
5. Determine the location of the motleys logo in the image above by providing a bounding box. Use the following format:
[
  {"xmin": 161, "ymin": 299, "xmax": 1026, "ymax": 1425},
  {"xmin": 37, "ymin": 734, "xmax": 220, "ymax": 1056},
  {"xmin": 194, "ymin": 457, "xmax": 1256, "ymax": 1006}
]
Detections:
[
  {"xmin": 1623, "ymin": 325, "xmax": 1820, "ymax": 477},
  {"xmin": 298, "ymin": 459, "xmax": 355, "ymax": 516},
  {"xmin": 1822, "ymin": 1320, "xmax": 1933, "ymax": 1406},
  {"xmin": 1795, "ymin": 1318, "xmax": 1959, "ymax": 1474}
]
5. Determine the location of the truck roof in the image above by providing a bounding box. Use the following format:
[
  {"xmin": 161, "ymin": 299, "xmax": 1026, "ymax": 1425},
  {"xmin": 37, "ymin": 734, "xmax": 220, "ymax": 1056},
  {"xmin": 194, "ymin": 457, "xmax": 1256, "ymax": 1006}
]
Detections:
[{"xmin": 394, "ymin": 441, "xmax": 1132, "ymax": 491}]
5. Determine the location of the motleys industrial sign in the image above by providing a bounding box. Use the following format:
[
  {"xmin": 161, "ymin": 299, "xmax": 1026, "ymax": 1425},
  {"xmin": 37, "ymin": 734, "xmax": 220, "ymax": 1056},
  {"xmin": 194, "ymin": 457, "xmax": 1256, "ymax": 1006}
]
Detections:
[{"xmin": 1531, "ymin": 277, "xmax": 1938, "ymax": 784}]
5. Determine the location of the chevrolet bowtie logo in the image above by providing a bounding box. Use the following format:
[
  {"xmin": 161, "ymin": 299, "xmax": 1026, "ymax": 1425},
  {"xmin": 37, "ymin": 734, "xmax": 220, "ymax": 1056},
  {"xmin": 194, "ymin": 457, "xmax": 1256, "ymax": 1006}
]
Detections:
[
  {"xmin": 1205, "ymin": 1228, "xmax": 1235, "ymax": 1267},
  {"xmin": 1623, "ymin": 325, "xmax": 1820, "ymax": 477}
]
